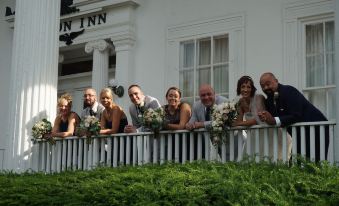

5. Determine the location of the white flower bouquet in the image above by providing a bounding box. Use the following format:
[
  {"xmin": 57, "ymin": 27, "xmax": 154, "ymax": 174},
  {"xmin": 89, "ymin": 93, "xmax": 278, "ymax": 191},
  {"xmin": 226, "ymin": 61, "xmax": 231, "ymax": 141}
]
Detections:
[
  {"xmin": 210, "ymin": 101, "xmax": 238, "ymax": 145},
  {"xmin": 31, "ymin": 119, "xmax": 55, "ymax": 145},
  {"xmin": 142, "ymin": 107, "xmax": 165, "ymax": 137},
  {"xmin": 76, "ymin": 116, "xmax": 101, "ymax": 144}
]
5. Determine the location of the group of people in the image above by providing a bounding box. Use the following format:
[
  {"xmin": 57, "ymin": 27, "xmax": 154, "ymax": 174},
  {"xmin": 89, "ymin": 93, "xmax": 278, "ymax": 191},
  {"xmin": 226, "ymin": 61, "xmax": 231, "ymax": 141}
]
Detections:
[{"xmin": 46, "ymin": 72, "xmax": 329, "ymax": 161}]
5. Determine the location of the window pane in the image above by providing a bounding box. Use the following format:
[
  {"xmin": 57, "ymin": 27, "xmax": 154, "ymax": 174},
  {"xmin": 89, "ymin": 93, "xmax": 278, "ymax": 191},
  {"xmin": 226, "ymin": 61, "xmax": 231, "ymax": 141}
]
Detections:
[
  {"xmin": 328, "ymin": 88, "xmax": 336, "ymax": 119},
  {"xmin": 198, "ymin": 38, "xmax": 211, "ymax": 66},
  {"xmin": 213, "ymin": 64, "xmax": 229, "ymax": 94},
  {"xmin": 181, "ymin": 97, "xmax": 194, "ymax": 106},
  {"xmin": 214, "ymin": 35, "xmax": 229, "ymax": 63},
  {"xmin": 179, "ymin": 70, "xmax": 194, "ymax": 97},
  {"xmin": 306, "ymin": 55, "xmax": 324, "ymax": 87},
  {"xmin": 196, "ymin": 67, "xmax": 210, "ymax": 96},
  {"xmin": 325, "ymin": 21, "xmax": 335, "ymax": 85},
  {"xmin": 306, "ymin": 23, "xmax": 323, "ymax": 54},
  {"xmin": 325, "ymin": 21, "xmax": 334, "ymax": 52},
  {"xmin": 308, "ymin": 90, "xmax": 326, "ymax": 118},
  {"xmin": 326, "ymin": 53, "xmax": 335, "ymax": 85},
  {"xmin": 181, "ymin": 42, "xmax": 195, "ymax": 68}
]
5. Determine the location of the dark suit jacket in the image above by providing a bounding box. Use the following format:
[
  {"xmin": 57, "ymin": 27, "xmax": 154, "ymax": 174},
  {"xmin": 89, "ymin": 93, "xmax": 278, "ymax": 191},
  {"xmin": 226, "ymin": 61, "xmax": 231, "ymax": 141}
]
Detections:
[{"xmin": 265, "ymin": 83, "xmax": 327, "ymax": 126}]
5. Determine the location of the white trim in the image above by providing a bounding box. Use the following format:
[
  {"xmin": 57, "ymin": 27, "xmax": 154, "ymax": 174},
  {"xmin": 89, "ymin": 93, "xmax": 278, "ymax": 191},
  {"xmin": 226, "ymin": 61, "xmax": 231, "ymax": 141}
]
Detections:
[{"xmin": 167, "ymin": 12, "xmax": 245, "ymax": 42}]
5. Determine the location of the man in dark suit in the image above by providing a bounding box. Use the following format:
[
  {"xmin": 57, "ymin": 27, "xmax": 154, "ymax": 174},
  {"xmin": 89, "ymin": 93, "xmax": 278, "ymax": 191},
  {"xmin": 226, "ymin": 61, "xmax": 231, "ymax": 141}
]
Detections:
[{"xmin": 258, "ymin": 72, "xmax": 329, "ymax": 161}]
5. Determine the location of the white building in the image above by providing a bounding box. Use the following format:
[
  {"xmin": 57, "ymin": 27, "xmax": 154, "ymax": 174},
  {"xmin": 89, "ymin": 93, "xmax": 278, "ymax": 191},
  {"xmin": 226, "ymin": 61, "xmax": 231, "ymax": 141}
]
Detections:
[{"xmin": 0, "ymin": 0, "xmax": 338, "ymax": 171}]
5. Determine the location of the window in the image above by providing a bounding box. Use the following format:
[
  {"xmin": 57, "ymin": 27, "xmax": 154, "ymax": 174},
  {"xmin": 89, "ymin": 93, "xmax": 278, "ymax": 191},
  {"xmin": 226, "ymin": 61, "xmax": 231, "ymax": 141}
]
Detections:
[
  {"xmin": 303, "ymin": 19, "xmax": 335, "ymax": 119},
  {"xmin": 179, "ymin": 35, "xmax": 229, "ymax": 105},
  {"xmin": 59, "ymin": 55, "xmax": 116, "ymax": 76}
]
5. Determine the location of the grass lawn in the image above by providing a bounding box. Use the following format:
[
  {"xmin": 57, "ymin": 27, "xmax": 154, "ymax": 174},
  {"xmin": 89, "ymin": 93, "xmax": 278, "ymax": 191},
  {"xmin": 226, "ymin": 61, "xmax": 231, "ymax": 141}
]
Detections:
[{"xmin": 0, "ymin": 159, "xmax": 338, "ymax": 205}]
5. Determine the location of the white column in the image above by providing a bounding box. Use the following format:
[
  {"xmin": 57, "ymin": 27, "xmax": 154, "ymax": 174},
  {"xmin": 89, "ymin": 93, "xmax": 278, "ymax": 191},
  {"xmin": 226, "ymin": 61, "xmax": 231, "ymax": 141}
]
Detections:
[
  {"xmin": 111, "ymin": 37, "xmax": 135, "ymax": 119},
  {"xmin": 85, "ymin": 40, "xmax": 111, "ymax": 94},
  {"xmin": 334, "ymin": 0, "xmax": 339, "ymax": 165},
  {"xmin": 6, "ymin": 0, "xmax": 60, "ymax": 171}
]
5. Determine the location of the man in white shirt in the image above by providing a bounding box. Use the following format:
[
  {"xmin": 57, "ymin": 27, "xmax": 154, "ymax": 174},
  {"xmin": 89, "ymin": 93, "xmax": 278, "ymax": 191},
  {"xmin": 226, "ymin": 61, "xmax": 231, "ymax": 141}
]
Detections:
[{"xmin": 81, "ymin": 88, "xmax": 105, "ymax": 120}]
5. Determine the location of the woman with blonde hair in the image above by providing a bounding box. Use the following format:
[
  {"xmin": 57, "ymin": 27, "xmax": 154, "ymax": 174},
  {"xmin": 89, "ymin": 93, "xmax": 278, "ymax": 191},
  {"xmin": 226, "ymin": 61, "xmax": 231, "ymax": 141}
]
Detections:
[
  {"xmin": 100, "ymin": 88, "xmax": 128, "ymax": 134},
  {"xmin": 45, "ymin": 93, "xmax": 80, "ymax": 138}
]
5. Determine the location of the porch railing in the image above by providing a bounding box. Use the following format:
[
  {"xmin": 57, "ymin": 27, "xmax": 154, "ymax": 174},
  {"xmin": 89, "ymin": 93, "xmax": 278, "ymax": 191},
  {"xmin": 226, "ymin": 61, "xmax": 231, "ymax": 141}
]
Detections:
[{"xmin": 31, "ymin": 121, "xmax": 336, "ymax": 173}]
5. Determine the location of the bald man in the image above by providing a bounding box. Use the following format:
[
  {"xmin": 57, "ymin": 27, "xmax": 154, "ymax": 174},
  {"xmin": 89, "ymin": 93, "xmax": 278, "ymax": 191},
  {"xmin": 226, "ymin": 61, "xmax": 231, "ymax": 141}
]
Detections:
[
  {"xmin": 185, "ymin": 84, "xmax": 227, "ymax": 130},
  {"xmin": 81, "ymin": 88, "xmax": 105, "ymax": 120},
  {"xmin": 258, "ymin": 72, "xmax": 329, "ymax": 161}
]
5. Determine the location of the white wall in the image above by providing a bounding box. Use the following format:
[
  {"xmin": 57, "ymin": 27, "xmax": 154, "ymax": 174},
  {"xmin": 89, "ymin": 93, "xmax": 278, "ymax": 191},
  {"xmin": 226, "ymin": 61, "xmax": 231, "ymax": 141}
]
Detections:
[
  {"xmin": 0, "ymin": 0, "xmax": 15, "ymax": 169},
  {"xmin": 133, "ymin": 0, "xmax": 285, "ymax": 103}
]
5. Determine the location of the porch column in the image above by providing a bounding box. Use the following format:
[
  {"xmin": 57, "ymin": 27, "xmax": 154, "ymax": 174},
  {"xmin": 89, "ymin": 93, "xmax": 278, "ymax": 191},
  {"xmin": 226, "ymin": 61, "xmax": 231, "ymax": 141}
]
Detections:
[
  {"xmin": 85, "ymin": 40, "xmax": 111, "ymax": 94},
  {"xmin": 111, "ymin": 37, "xmax": 135, "ymax": 118},
  {"xmin": 6, "ymin": 0, "xmax": 60, "ymax": 171},
  {"xmin": 334, "ymin": 0, "xmax": 339, "ymax": 165}
]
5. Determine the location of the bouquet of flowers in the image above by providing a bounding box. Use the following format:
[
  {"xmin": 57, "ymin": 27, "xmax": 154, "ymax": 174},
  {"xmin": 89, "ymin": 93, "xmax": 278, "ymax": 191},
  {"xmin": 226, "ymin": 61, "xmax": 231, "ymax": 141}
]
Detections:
[
  {"xmin": 142, "ymin": 107, "xmax": 165, "ymax": 137},
  {"xmin": 31, "ymin": 118, "xmax": 55, "ymax": 145},
  {"xmin": 210, "ymin": 101, "xmax": 238, "ymax": 145},
  {"xmin": 76, "ymin": 116, "xmax": 101, "ymax": 144}
]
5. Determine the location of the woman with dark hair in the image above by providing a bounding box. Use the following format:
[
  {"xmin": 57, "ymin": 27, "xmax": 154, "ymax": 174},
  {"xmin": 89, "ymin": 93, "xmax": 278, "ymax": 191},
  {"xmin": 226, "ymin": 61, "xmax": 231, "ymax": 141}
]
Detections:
[
  {"xmin": 233, "ymin": 75, "xmax": 291, "ymax": 160},
  {"xmin": 163, "ymin": 87, "xmax": 191, "ymax": 130},
  {"xmin": 233, "ymin": 75, "xmax": 265, "ymax": 126}
]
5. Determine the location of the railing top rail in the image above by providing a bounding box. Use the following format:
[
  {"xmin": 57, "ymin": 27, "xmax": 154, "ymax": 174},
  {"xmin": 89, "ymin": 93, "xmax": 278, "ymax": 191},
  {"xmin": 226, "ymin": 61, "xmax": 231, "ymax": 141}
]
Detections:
[{"xmin": 34, "ymin": 120, "xmax": 336, "ymax": 142}]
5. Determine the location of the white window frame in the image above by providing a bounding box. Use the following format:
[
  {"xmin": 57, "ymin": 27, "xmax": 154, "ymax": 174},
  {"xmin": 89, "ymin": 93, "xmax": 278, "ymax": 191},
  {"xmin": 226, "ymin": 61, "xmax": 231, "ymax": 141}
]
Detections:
[
  {"xmin": 166, "ymin": 13, "xmax": 245, "ymax": 104},
  {"xmin": 283, "ymin": 0, "xmax": 335, "ymax": 119},
  {"xmin": 179, "ymin": 35, "xmax": 230, "ymax": 103},
  {"xmin": 300, "ymin": 15, "xmax": 335, "ymax": 118}
]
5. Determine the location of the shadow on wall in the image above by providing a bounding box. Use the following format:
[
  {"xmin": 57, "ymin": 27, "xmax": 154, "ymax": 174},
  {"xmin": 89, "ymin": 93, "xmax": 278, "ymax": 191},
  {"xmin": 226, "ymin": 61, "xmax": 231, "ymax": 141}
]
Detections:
[{"xmin": 14, "ymin": 110, "xmax": 50, "ymax": 171}]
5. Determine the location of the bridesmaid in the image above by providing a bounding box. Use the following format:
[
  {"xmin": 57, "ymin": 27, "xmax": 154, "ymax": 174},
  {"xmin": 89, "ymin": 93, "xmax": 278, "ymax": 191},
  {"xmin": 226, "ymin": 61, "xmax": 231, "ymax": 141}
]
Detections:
[
  {"xmin": 99, "ymin": 88, "xmax": 128, "ymax": 134},
  {"xmin": 233, "ymin": 75, "xmax": 265, "ymax": 126},
  {"xmin": 46, "ymin": 93, "xmax": 80, "ymax": 138},
  {"xmin": 163, "ymin": 87, "xmax": 191, "ymax": 130}
]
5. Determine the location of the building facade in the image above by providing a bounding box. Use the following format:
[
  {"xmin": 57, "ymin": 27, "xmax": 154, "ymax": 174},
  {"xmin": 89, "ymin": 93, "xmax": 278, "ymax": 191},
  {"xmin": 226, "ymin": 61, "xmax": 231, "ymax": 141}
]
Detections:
[{"xmin": 0, "ymin": 0, "xmax": 338, "ymax": 171}]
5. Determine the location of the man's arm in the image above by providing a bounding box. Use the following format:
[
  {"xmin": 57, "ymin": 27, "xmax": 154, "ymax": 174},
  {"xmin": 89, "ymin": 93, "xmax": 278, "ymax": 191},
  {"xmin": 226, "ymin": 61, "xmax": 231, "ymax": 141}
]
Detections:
[
  {"xmin": 278, "ymin": 86, "xmax": 304, "ymax": 126},
  {"xmin": 148, "ymin": 97, "xmax": 161, "ymax": 109}
]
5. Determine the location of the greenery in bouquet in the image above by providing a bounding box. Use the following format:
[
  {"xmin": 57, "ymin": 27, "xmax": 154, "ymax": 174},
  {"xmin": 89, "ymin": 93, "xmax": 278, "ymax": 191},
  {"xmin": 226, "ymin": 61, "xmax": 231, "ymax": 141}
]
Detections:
[
  {"xmin": 210, "ymin": 101, "xmax": 238, "ymax": 145},
  {"xmin": 76, "ymin": 116, "xmax": 101, "ymax": 144},
  {"xmin": 31, "ymin": 118, "xmax": 55, "ymax": 145},
  {"xmin": 142, "ymin": 107, "xmax": 165, "ymax": 136}
]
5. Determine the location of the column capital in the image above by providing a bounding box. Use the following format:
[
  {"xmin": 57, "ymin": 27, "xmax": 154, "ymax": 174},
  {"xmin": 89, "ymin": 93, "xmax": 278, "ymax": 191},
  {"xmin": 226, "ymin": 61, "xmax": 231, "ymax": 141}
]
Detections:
[
  {"xmin": 85, "ymin": 39, "xmax": 111, "ymax": 54},
  {"xmin": 111, "ymin": 34, "xmax": 135, "ymax": 52}
]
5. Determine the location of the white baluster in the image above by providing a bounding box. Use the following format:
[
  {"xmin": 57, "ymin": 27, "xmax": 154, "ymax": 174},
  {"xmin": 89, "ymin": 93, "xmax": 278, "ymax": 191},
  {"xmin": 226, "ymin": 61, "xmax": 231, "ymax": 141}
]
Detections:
[
  {"xmin": 167, "ymin": 134, "xmax": 173, "ymax": 161},
  {"xmin": 160, "ymin": 134, "xmax": 165, "ymax": 164},
  {"xmin": 310, "ymin": 126, "xmax": 315, "ymax": 161},
  {"xmin": 301, "ymin": 126, "xmax": 306, "ymax": 157},
  {"xmin": 72, "ymin": 139, "xmax": 78, "ymax": 170},
  {"xmin": 113, "ymin": 137, "xmax": 118, "ymax": 167},
  {"xmin": 255, "ymin": 129, "xmax": 260, "ymax": 162},
  {"xmin": 126, "ymin": 136, "xmax": 131, "ymax": 165},
  {"xmin": 229, "ymin": 131, "xmax": 234, "ymax": 161},
  {"xmin": 189, "ymin": 132, "xmax": 194, "ymax": 163},
  {"xmin": 320, "ymin": 125, "xmax": 325, "ymax": 161},
  {"xmin": 67, "ymin": 139, "xmax": 72, "ymax": 170},
  {"xmin": 120, "ymin": 136, "xmax": 125, "ymax": 165},
  {"xmin": 107, "ymin": 138, "xmax": 112, "ymax": 166},
  {"xmin": 197, "ymin": 133, "xmax": 202, "ymax": 160},
  {"xmin": 182, "ymin": 133, "xmax": 187, "ymax": 163},
  {"xmin": 175, "ymin": 133, "xmax": 180, "ymax": 163}
]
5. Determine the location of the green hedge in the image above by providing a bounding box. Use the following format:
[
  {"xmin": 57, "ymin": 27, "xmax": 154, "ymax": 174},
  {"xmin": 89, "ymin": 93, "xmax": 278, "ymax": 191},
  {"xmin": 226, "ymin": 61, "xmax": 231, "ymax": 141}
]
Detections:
[{"xmin": 0, "ymin": 159, "xmax": 339, "ymax": 205}]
